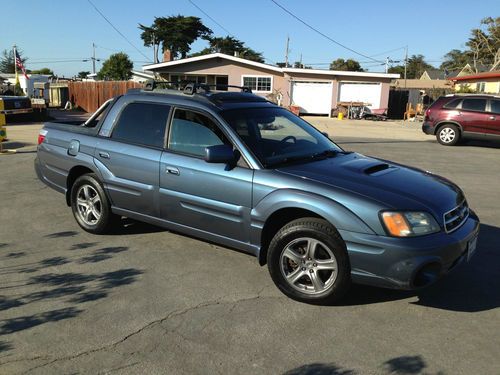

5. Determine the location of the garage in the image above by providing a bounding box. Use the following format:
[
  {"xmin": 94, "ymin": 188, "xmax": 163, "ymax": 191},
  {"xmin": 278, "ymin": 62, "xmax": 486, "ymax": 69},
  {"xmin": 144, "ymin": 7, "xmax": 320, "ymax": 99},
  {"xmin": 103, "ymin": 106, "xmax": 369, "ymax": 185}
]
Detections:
[
  {"xmin": 338, "ymin": 82, "xmax": 382, "ymax": 108},
  {"xmin": 291, "ymin": 81, "xmax": 333, "ymax": 115}
]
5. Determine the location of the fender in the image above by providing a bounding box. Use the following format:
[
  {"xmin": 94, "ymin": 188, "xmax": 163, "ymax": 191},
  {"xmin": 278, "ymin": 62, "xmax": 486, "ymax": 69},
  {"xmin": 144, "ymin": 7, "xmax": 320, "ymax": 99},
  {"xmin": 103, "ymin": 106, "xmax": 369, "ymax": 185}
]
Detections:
[{"xmin": 250, "ymin": 188, "xmax": 376, "ymax": 249}]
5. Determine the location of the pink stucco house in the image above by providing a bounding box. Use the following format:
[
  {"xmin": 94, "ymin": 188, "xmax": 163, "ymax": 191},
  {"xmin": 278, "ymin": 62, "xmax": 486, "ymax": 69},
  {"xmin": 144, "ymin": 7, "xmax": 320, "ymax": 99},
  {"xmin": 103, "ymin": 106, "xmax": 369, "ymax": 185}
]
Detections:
[{"xmin": 143, "ymin": 52, "xmax": 399, "ymax": 115}]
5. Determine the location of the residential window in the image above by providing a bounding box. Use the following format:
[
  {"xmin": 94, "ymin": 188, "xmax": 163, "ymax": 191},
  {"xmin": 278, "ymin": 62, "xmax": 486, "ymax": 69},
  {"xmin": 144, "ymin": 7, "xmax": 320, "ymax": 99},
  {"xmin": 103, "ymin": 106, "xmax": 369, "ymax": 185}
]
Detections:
[
  {"xmin": 242, "ymin": 76, "xmax": 272, "ymax": 92},
  {"xmin": 461, "ymin": 98, "xmax": 486, "ymax": 112},
  {"xmin": 476, "ymin": 82, "xmax": 486, "ymax": 92},
  {"xmin": 112, "ymin": 102, "xmax": 170, "ymax": 148},
  {"xmin": 168, "ymin": 108, "xmax": 229, "ymax": 157},
  {"xmin": 185, "ymin": 75, "xmax": 206, "ymax": 84}
]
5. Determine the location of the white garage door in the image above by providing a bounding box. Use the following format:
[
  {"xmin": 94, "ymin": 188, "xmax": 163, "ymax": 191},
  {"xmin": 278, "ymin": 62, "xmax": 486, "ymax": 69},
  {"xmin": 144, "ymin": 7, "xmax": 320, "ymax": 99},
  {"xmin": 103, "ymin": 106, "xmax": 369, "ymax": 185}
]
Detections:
[
  {"xmin": 291, "ymin": 81, "xmax": 333, "ymax": 114},
  {"xmin": 338, "ymin": 82, "xmax": 382, "ymax": 108}
]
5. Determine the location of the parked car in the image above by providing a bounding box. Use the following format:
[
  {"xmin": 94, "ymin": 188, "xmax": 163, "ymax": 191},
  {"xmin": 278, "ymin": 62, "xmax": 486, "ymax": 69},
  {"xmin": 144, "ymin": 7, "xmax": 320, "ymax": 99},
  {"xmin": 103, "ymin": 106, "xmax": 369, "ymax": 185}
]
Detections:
[
  {"xmin": 422, "ymin": 94, "xmax": 500, "ymax": 145},
  {"xmin": 35, "ymin": 83, "xmax": 479, "ymax": 304}
]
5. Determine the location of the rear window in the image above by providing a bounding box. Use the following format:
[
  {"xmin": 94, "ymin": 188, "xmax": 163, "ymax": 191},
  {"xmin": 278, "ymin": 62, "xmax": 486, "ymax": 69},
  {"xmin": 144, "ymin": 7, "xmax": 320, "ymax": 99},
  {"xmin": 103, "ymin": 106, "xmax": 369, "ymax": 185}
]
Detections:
[
  {"xmin": 443, "ymin": 98, "xmax": 462, "ymax": 109},
  {"xmin": 112, "ymin": 102, "xmax": 170, "ymax": 148},
  {"xmin": 461, "ymin": 98, "xmax": 486, "ymax": 112}
]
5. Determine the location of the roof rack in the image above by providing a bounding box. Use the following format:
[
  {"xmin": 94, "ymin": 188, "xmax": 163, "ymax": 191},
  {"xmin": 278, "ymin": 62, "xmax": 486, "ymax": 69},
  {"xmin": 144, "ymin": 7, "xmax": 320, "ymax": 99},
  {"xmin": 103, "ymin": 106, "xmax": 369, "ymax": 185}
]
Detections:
[{"xmin": 143, "ymin": 79, "xmax": 252, "ymax": 95}]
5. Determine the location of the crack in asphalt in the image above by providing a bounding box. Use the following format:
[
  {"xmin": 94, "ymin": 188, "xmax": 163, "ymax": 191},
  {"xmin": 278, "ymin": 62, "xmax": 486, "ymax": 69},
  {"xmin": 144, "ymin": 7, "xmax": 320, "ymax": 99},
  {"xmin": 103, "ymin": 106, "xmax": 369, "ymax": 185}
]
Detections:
[{"xmin": 14, "ymin": 293, "xmax": 278, "ymax": 374}]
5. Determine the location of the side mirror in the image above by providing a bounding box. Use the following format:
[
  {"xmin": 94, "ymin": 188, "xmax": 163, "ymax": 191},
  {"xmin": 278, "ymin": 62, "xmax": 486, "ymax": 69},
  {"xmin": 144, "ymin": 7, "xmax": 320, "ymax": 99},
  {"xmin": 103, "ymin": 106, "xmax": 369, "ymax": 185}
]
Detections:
[
  {"xmin": 321, "ymin": 131, "xmax": 330, "ymax": 139},
  {"xmin": 204, "ymin": 144, "xmax": 235, "ymax": 164}
]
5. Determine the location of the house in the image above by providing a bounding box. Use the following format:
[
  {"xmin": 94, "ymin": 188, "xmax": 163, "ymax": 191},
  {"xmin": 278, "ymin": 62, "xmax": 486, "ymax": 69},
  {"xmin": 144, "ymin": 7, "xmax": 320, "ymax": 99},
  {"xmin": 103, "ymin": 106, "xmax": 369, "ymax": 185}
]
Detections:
[
  {"xmin": 448, "ymin": 71, "xmax": 500, "ymax": 94},
  {"xmin": 130, "ymin": 70, "xmax": 155, "ymax": 83},
  {"xmin": 0, "ymin": 73, "xmax": 51, "ymax": 98},
  {"xmin": 143, "ymin": 52, "xmax": 399, "ymax": 115}
]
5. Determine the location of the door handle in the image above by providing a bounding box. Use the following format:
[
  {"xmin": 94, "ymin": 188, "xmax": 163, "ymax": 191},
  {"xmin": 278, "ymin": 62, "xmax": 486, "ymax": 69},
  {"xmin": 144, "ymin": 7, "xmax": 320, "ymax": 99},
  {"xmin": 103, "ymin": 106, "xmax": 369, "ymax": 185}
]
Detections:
[
  {"xmin": 98, "ymin": 151, "xmax": 110, "ymax": 159},
  {"xmin": 165, "ymin": 166, "xmax": 180, "ymax": 175},
  {"xmin": 489, "ymin": 116, "xmax": 496, "ymax": 120}
]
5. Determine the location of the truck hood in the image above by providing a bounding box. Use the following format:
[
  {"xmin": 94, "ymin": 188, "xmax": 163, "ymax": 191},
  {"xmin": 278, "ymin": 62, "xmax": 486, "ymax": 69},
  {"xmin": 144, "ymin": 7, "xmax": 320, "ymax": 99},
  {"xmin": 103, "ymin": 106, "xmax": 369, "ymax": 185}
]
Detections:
[{"xmin": 277, "ymin": 152, "xmax": 464, "ymax": 215}]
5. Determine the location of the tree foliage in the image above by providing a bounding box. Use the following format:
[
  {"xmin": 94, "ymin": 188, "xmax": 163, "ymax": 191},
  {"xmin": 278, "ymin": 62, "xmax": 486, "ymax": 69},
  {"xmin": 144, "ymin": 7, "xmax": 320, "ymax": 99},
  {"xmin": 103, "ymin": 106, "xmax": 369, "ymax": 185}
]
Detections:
[
  {"xmin": 139, "ymin": 15, "xmax": 212, "ymax": 61},
  {"xmin": 388, "ymin": 54, "xmax": 434, "ymax": 79},
  {"xmin": 29, "ymin": 67, "xmax": 54, "ymax": 75},
  {"xmin": 77, "ymin": 71, "xmax": 91, "ymax": 79},
  {"xmin": 97, "ymin": 53, "xmax": 133, "ymax": 81},
  {"xmin": 0, "ymin": 49, "xmax": 27, "ymax": 73},
  {"xmin": 190, "ymin": 35, "xmax": 264, "ymax": 63},
  {"xmin": 439, "ymin": 49, "xmax": 471, "ymax": 71},
  {"xmin": 466, "ymin": 17, "xmax": 500, "ymax": 71},
  {"xmin": 329, "ymin": 58, "xmax": 364, "ymax": 72}
]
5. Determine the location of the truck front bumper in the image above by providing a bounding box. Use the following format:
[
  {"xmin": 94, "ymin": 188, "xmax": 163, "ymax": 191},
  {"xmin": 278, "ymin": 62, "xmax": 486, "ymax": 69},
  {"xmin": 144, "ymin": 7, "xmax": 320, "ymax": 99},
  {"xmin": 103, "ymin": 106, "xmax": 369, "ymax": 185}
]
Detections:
[{"xmin": 339, "ymin": 211, "xmax": 480, "ymax": 290}]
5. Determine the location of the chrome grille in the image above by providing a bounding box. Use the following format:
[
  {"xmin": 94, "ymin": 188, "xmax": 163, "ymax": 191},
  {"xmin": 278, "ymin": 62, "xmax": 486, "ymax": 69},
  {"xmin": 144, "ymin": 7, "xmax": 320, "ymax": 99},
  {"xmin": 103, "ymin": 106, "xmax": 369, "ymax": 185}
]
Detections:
[{"xmin": 443, "ymin": 200, "xmax": 469, "ymax": 233}]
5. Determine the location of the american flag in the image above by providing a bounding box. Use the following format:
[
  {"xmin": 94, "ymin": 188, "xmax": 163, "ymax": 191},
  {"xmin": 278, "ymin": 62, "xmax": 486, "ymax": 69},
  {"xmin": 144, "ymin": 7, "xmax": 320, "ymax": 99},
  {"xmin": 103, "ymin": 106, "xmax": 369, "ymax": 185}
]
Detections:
[{"xmin": 15, "ymin": 49, "xmax": 29, "ymax": 80}]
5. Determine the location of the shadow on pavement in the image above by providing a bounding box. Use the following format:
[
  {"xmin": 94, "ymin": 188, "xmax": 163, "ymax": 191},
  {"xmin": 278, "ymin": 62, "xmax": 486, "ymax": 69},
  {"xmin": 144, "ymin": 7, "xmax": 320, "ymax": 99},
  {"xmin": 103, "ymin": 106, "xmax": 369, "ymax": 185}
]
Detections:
[
  {"xmin": 283, "ymin": 362, "xmax": 355, "ymax": 375},
  {"xmin": 339, "ymin": 223, "xmax": 499, "ymax": 312}
]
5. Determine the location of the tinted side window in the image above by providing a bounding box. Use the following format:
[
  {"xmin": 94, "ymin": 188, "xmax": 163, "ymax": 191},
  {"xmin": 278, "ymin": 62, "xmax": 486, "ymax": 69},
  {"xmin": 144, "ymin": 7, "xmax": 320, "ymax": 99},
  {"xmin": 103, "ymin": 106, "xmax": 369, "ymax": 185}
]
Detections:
[
  {"xmin": 461, "ymin": 99, "xmax": 486, "ymax": 112},
  {"xmin": 443, "ymin": 98, "xmax": 462, "ymax": 109},
  {"xmin": 112, "ymin": 102, "xmax": 170, "ymax": 148},
  {"xmin": 490, "ymin": 100, "xmax": 500, "ymax": 114},
  {"xmin": 168, "ymin": 109, "xmax": 228, "ymax": 157}
]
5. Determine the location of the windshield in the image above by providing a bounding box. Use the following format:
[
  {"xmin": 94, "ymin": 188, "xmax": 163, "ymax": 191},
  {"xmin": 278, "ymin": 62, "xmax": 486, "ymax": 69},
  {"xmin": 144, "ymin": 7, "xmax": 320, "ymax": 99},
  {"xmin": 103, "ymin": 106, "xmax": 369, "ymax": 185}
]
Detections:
[{"xmin": 222, "ymin": 107, "xmax": 343, "ymax": 168}]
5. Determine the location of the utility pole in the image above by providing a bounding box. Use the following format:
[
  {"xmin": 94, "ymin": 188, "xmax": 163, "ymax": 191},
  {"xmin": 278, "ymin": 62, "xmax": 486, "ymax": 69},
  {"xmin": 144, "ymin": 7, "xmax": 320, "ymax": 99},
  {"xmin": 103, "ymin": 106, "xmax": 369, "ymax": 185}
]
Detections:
[
  {"xmin": 299, "ymin": 53, "xmax": 302, "ymax": 68},
  {"xmin": 152, "ymin": 32, "xmax": 158, "ymax": 64},
  {"xmin": 385, "ymin": 56, "xmax": 389, "ymax": 73},
  {"xmin": 91, "ymin": 43, "xmax": 96, "ymax": 74},
  {"xmin": 404, "ymin": 45, "xmax": 408, "ymax": 88},
  {"xmin": 285, "ymin": 36, "xmax": 290, "ymax": 68}
]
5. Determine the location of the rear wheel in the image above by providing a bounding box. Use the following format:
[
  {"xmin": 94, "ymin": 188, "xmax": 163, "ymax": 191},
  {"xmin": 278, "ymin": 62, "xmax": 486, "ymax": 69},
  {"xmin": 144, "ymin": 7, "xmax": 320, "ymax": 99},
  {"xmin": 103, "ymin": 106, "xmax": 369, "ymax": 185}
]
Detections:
[
  {"xmin": 436, "ymin": 124, "xmax": 460, "ymax": 146},
  {"xmin": 71, "ymin": 173, "xmax": 119, "ymax": 234},
  {"xmin": 267, "ymin": 218, "xmax": 351, "ymax": 304}
]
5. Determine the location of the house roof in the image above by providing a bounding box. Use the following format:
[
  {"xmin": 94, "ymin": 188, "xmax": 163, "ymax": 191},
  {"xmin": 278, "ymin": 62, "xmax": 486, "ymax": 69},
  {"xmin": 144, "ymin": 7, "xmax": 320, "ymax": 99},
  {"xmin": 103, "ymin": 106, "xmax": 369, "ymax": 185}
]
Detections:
[
  {"xmin": 143, "ymin": 52, "xmax": 283, "ymax": 73},
  {"xmin": 143, "ymin": 52, "xmax": 399, "ymax": 79},
  {"xmin": 282, "ymin": 67, "xmax": 399, "ymax": 79},
  {"xmin": 448, "ymin": 71, "xmax": 500, "ymax": 82},
  {"xmin": 131, "ymin": 70, "xmax": 155, "ymax": 79}
]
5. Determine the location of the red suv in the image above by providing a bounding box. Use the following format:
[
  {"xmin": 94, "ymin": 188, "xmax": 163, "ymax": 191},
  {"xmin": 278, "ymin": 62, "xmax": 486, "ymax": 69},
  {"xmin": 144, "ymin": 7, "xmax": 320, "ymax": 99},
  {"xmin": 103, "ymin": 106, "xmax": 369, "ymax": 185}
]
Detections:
[{"xmin": 422, "ymin": 95, "xmax": 500, "ymax": 145}]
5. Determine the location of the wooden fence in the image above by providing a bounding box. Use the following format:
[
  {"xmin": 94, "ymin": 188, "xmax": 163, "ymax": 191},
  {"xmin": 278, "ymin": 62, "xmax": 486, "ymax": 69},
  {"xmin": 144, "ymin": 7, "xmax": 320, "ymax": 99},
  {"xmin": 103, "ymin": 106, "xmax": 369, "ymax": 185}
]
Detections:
[{"xmin": 68, "ymin": 81, "xmax": 143, "ymax": 113}]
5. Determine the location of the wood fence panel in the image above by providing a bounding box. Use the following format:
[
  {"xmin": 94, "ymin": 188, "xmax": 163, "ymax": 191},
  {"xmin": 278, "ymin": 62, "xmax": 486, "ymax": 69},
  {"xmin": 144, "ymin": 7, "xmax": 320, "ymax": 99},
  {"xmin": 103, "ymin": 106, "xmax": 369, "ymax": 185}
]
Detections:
[{"xmin": 68, "ymin": 81, "xmax": 143, "ymax": 112}]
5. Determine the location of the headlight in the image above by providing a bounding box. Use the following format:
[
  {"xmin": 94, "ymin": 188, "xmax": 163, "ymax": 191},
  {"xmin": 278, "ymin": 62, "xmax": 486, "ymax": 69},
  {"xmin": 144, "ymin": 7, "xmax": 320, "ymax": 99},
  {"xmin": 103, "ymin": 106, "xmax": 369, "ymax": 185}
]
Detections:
[{"xmin": 380, "ymin": 211, "xmax": 440, "ymax": 237}]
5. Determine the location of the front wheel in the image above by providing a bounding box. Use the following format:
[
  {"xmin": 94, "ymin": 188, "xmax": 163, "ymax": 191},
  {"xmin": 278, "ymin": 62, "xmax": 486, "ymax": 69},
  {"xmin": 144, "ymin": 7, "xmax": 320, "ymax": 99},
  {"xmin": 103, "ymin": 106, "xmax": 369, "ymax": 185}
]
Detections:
[
  {"xmin": 267, "ymin": 218, "xmax": 351, "ymax": 304},
  {"xmin": 436, "ymin": 124, "xmax": 460, "ymax": 146},
  {"xmin": 70, "ymin": 173, "xmax": 119, "ymax": 234}
]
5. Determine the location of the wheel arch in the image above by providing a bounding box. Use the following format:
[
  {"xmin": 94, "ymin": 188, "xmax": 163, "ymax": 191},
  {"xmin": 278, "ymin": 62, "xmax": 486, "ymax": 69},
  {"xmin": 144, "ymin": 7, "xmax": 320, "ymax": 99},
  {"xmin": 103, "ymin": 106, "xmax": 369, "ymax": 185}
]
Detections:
[
  {"xmin": 435, "ymin": 121, "xmax": 463, "ymax": 135},
  {"xmin": 253, "ymin": 190, "xmax": 374, "ymax": 266},
  {"xmin": 65, "ymin": 165, "xmax": 97, "ymax": 206}
]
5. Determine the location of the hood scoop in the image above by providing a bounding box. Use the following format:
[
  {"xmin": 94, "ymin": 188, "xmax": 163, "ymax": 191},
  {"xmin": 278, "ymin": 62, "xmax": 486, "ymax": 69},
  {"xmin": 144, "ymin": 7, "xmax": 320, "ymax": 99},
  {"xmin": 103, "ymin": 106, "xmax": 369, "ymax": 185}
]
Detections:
[
  {"xmin": 340, "ymin": 158, "xmax": 397, "ymax": 176},
  {"xmin": 364, "ymin": 163, "xmax": 391, "ymax": 175}
]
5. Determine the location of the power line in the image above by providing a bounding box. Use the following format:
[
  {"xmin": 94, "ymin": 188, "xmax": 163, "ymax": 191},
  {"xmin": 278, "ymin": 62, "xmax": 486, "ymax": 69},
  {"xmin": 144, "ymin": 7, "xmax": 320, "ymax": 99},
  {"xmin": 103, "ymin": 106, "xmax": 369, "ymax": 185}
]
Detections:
[
  {"xmin": 86, "ymin": 0, "xmax": 151, "ymax": 62},
  {"xmin": 187, "ymin": 0, "xmax": 276, "ymax": 65},
  {"xmin": 369, "ymin": 46, "xmax": 406, "ymax": 58},
  {"xmin": 270, "ymin": 0, "xmax": 383, "ymax": 64},
  {"xmin": 187, "ymin": 0, "xmax": 231, "ymax": 35}
]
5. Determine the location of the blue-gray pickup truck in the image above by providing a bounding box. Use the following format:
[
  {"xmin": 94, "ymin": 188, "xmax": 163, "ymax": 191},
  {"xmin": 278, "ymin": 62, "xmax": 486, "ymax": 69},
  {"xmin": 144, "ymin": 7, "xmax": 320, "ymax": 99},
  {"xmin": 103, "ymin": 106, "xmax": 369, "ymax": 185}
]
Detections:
[{"xmin": 35, "ymin": 83, "xmax": 480, "ymax": 303}]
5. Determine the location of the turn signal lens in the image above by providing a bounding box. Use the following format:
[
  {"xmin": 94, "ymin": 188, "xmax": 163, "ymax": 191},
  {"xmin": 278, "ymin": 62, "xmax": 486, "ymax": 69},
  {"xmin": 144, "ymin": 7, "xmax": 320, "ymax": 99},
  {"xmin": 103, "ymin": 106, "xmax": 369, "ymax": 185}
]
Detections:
[{"xmin": 381, "ymin": 212, "xmax": 412, "ymax": 237}]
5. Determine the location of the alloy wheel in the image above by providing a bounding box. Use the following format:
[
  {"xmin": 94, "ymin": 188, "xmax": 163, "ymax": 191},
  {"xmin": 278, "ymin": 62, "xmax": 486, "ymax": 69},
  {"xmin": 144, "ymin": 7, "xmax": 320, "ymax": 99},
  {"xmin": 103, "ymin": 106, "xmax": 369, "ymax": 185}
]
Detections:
[{"xmin": 76, "ymin": 184, "xmax": 102, "ymax": 226}]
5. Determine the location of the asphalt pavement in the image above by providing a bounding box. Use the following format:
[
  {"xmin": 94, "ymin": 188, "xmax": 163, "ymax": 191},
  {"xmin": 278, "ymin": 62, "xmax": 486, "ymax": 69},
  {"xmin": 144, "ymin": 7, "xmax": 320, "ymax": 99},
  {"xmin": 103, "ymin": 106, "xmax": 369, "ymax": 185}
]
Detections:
[{"xmin": 0, "ymin": 120, "xmax": 499, "ymax": 374}]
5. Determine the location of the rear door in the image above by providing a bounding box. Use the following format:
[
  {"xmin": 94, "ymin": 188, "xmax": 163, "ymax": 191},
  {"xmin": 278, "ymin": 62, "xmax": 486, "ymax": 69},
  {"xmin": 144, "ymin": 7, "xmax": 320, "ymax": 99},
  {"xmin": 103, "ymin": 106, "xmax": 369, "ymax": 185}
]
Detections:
[
  {"xmin": 159, "ymin": 107, "xmax": 253, "ymax": 243},
  {"xmin": 459, "ymin": 98, "xmax": 490, "ymax": 134},
  {"xmin": 95, "ymin": 101, "xmax": 170, "ymax": 217},
  {"xmin": 485, "ymin": 99, "xmax": 500, "ymax": 135}
]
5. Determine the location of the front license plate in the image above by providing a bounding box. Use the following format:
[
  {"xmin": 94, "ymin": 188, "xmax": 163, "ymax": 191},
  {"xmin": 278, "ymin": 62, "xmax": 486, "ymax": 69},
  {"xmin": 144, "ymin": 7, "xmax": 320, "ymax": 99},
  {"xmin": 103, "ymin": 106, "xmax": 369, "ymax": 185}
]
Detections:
[{"xmin": 467, "ymin": 235, "xmax": 478, "ymax": 262}]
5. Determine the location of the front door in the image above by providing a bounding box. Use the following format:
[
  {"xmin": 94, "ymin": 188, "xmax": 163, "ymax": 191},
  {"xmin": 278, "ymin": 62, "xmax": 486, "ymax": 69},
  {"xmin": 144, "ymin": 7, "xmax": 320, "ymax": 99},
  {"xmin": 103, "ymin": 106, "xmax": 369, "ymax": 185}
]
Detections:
[
  {"xmin": 95, "ymin": 101, "xmax": 170, "ymax": 217},
  {"xmin": 159, "ymin": 107, "xmax": 253, "ymax": 243}
]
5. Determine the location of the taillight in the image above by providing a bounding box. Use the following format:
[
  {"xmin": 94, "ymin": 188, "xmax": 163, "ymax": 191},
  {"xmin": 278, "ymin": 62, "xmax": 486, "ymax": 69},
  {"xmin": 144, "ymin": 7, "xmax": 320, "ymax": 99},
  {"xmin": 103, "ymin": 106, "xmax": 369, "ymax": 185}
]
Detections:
[
  {"xmin": 38, "ymin": 129, "xmax": 48, "ymax": 145},
  {"xmin": 424, "ymin": 108, "xmax": 431, "ymax": 121}
]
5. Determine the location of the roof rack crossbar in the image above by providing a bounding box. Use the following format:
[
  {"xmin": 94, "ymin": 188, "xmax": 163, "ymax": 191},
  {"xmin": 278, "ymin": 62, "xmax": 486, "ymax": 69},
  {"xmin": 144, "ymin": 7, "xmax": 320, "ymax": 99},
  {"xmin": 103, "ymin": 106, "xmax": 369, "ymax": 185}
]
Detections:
[{"xmin": 143, "ymin": 79, "xmax": 252, "ymax": 95}]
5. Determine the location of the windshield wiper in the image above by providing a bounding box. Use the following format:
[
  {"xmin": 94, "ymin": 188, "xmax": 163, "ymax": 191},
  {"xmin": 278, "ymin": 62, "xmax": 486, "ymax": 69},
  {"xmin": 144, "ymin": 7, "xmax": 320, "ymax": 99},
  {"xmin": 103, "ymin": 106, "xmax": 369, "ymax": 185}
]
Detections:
[
  {"xmin": 311, "ymin": 149, "xmax": 340, "ymax": 160},
  {"xmin": 265, "ymin": 149, "xmax": 345, "ymax": 168}
]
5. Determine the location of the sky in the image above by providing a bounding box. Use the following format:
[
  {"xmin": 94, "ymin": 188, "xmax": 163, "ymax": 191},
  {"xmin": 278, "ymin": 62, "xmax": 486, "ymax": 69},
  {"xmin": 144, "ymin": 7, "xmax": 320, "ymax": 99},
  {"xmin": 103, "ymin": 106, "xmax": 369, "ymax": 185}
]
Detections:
[{"xmin": 1, "ymin": 0, "xmax": 498, "ymax": 77}]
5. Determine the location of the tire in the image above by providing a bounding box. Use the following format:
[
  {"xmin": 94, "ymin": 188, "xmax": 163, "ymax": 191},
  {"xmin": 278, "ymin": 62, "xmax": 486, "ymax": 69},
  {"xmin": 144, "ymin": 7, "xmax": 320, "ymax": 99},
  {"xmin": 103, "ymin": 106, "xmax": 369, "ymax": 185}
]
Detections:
[
  {"xmin": 436, "ymin": 124, "xmax": 460, "ymax": 146},
  {"xmin": 267, "ymin": 218, "xmax": 351, "ymax": 304},
  {"xmin": 70, "ymin": 173, "xmax": 119, "ymax": 234}
]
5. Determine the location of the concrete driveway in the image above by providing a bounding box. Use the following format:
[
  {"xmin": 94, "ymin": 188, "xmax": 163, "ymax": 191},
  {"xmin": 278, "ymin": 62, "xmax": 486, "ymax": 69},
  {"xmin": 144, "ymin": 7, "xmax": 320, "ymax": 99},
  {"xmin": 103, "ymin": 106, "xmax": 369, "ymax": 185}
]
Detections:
[{"xmin": 0, "ymin": 119, "xmax": 499, "ymax": 374}]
